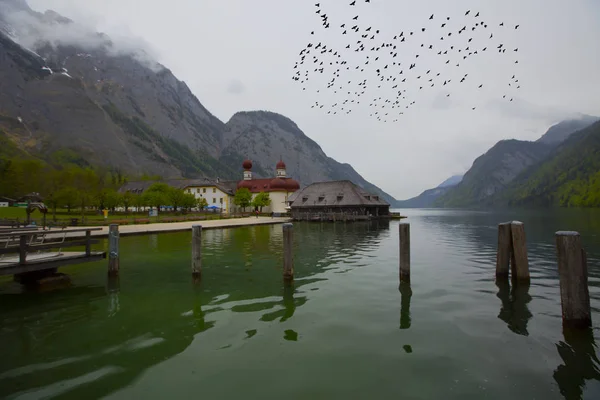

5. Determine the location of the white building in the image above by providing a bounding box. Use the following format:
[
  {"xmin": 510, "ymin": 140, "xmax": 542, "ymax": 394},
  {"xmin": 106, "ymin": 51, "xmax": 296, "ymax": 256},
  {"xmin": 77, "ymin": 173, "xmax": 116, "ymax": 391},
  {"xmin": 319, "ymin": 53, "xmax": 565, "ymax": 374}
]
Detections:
[
  {"xmin": 236, "ymin": 159, "xmax": 300, "ymax": 215},
  {"xmin": 183, "ymin": 180, "xmax": 237, "ymax": 214}
]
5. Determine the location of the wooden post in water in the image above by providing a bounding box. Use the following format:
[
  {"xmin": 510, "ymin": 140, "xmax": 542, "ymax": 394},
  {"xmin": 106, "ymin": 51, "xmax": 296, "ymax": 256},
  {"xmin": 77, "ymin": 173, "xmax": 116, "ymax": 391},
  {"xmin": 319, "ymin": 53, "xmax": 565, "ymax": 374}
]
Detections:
[
  {"xmin": 495, "ymin": 222, "xmax": 512, "ymax": 279},
  {"xmin": 108, "ymin": 224, "xmax": 120, "ymax": 276},
  {"xmin": 556, "ymin": 231, "xmax": 591, "ymax": 328},
  {"xmin": 85, "ymin": 230, "xmax": 91, "ymax": 256},
  {"xmin": 283, "ymin": 223, "xmax": 294, "ymax": 281},
  {"xmin": 399, "ymin": 223, "xmax": 410, "ymax": 283},
  {"xmin": 192, "ymin": 225, "xmax": 202, "ymax": 279},
  {"xmin": 19, "ymin": 234, "xmax": 27, "ymax": 265},
  {"xmin": 510, "ymin": 221, "xmax": 530, "ymax": 282}
]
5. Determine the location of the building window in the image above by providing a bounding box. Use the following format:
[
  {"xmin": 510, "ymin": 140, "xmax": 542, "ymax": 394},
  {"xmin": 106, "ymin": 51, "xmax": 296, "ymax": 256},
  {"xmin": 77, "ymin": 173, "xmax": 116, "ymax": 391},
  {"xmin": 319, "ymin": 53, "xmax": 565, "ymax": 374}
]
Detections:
[
  {"xmin": 213, "ymin": 188, "xmax": 216, "ymax": 193},
  {"xmin": 203, "ymin": 188, "xmax": 206, "ymax": 193},
  {"xmin": 220, "ymin": 198, "xmax": 223, "ymax": 204},
  {"xmin": 213, "ymin": 198, "xmax": 216, "ymax": 203},
  {"xmin": 197, "ymin": 188, "xmax": 200, "ymax": 193}
]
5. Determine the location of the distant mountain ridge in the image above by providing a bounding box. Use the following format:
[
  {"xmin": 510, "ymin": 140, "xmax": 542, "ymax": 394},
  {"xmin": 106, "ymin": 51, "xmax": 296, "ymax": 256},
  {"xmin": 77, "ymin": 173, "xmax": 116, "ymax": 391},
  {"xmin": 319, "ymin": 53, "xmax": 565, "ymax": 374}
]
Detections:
[
  {"xmin": 396, "ymin": 175, "xmax": 462, "ymax": 208},
  {"xmin": 0, "ymin": 2, "xmax": 397, "ymax": 204},
  {"xmin": 435, "ymin": 115, "xmax": 600, "ymax": 208},
  {"xmin": 496, "ymin": 120, "xmax": 600, "ymax": 207}
]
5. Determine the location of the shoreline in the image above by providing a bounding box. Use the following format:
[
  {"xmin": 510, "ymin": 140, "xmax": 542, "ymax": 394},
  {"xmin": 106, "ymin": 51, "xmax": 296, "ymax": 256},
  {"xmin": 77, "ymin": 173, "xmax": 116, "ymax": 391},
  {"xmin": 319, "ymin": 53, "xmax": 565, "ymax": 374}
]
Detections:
[{"xmin": 43, "ymin": 217, "xmax": 291, "ymax": 239}]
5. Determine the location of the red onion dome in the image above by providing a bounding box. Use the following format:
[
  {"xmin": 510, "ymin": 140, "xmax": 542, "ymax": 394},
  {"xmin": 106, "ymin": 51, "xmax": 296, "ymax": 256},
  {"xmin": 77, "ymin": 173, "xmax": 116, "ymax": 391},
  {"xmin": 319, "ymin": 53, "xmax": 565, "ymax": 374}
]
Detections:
[
  {"xmin": 242, "ymin": 159, "xmax": 253, "ymax": 170},
  {"xmin": 270, "ymin": 178, "xmax": 300, "ymax": 191},
  {"xmin": 276, "ymin": 159, "xmax": 286, "ymax": 169}
]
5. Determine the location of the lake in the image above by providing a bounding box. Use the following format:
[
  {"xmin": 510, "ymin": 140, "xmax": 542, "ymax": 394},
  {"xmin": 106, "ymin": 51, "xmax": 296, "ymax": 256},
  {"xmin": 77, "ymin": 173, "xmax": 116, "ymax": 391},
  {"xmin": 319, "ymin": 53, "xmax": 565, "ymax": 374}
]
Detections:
[{"xmin": 1, "ymin": 208, "xmax": 599, "ymax": 399}]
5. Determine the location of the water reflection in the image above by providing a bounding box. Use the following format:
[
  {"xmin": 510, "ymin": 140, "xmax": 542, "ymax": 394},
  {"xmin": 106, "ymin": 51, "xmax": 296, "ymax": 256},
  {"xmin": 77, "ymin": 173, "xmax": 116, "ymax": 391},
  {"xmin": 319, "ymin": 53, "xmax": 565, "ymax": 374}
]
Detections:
[
  {"xmin": 107, "ymin": 277, "xmax": 120, "ymax": 317},
  {"xmin": 553, "ymin": 327, "xmax": 600, "ymax": 400},
  {"xmin": 399, "ymin": 282, "xmax": 412, "ymax": 330},
  {"xmin": 0, "ymin": 221, "xmax": 390, "ymax": 399},
  {"xmin": 260, "ymin": 285, "xmax": 306, "ymax": 323},
  {"xmin": 284, "ymin": 329, "xmax": 298, "ymax": 341},
  {"xmin": 495, "ymin": 279, "xmax": 532, "ymax": 336}
]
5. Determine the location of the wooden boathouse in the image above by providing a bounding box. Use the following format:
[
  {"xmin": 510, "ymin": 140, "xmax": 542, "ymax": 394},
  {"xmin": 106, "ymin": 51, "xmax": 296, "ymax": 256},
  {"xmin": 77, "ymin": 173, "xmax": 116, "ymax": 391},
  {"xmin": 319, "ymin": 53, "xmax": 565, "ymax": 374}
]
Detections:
[{"xmin": 288, "ymin": 180, "xmax": 391, "ymax": 221}]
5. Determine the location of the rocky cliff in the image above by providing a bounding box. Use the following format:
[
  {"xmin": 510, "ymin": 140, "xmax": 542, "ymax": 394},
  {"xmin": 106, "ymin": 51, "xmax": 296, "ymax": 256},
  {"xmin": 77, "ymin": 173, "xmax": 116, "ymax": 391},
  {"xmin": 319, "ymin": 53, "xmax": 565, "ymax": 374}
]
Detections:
[
  {"xmin": 221, "ymin": 111, "xmax": 398, "ymax": 205},
  {"xmin": 0, "ymin": 2, "xmax": 397, "ymax": 202}
]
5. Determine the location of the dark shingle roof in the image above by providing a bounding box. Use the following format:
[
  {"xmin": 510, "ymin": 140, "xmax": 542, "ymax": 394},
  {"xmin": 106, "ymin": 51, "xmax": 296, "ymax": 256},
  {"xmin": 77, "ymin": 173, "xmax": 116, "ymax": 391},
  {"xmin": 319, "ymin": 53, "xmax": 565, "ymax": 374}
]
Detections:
[
  {"xmin": 289, "ymin": 181, "xmax": 389, "ymax": 208},
  {"xmin": 119, "ymin": 179, "xmax": 236, "ymax": 195}
]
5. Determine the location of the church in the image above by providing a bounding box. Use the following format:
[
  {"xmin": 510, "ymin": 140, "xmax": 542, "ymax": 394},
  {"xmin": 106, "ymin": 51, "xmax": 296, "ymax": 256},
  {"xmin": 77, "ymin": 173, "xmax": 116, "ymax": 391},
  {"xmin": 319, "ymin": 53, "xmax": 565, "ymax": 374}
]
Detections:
[{"xmin": 237, "ymin": 158, "xmax": 300, "ymax": 215}]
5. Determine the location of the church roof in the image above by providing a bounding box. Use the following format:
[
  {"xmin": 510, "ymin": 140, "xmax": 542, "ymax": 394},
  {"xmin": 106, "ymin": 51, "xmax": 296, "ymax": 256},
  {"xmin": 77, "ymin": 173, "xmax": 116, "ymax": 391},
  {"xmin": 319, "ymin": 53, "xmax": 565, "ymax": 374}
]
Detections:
[
  {"xmin": 289, "ymin": 181, "xmax": 389, "ymax": 208},
  {"xmin": 237, "ymin": 177, "xmax": 300, "ymax": 193}
]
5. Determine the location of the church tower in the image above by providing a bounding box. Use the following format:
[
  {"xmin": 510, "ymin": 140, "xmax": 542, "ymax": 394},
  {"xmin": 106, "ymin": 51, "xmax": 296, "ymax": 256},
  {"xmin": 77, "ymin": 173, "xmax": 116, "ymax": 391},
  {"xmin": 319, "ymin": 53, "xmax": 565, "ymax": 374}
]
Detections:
[
  {"xmin": 276, "ymin": 158, "xmax": 286, "ymax": 178},
  {"xmin": 243, "ymin": 159, "xmax": 252, "ymax": 180}
]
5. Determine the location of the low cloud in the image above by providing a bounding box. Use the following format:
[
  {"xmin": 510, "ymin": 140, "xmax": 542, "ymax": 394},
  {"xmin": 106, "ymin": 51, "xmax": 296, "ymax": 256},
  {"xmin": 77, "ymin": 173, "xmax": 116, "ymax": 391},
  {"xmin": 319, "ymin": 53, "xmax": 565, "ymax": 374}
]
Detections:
[
  {"xmin": 485, "ymin": 97, "xmax": 579, "ymax": 124},
  {"xmin": 1, "ymin": 3, "xmax": 163, "ymax": 72},
  {"xmin": 227, "ymin": 79, "xmax": 246, "ymax": 95}
]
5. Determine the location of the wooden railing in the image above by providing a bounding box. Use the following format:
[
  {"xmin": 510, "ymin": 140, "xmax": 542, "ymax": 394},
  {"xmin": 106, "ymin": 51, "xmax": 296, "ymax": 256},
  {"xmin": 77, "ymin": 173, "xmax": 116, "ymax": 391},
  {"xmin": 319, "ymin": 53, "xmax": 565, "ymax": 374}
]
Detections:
[{"xmin": 0, "ymin": 228, "xmax": 102, "ymax": 265}]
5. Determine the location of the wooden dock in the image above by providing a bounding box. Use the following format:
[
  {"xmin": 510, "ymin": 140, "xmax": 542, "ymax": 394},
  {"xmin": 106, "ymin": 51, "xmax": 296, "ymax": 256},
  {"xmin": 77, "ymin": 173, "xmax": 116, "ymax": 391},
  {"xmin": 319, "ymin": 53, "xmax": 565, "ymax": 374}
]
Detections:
[{"xmin": 0, "ymin": 228, "xmax": 106, "ymax": 277}]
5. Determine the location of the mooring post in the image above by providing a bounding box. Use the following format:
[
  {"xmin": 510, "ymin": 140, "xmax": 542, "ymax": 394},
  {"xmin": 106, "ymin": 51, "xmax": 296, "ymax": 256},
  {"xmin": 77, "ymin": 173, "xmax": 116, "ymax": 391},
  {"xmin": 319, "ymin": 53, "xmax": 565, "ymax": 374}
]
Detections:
[
  {"xmin": 192, "ymin": 225, "xmax": 202, "ymax": 279},
  {"xmin": 19, "ymin": 234, "xmax": 27, "ymax": 265},
  {"xmin": 510, "ymin": 221, "xmax": 530, "ymax": 282},
  {"xmin": 556, "ymin": 231, "xmax": 591, "ymax": 328},
  {"xmin": 108, "ymin": 224, "xmax": 120, "ymax": 276},
  {"xmin": 399, "ymin": 223, "xmax": 410, "ymax": 283},
  {"xmin": 495, "ymin": 222, "xmax": 512, "ymax": 279},
  {"xmin": 85, "ymin": 230, "xmax": 91, "ymax": 256},
  {"xmin": 283, "ymin": 223, "xmax": 294, "ymax": 281}
]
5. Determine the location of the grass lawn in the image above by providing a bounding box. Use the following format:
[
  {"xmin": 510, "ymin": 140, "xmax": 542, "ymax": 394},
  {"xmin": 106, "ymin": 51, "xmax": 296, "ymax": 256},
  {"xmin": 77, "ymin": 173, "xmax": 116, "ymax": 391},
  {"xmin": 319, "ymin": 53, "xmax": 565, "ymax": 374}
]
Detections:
[{"xmin": 0, "ymin": 207, "xmax": 234, "ymax": 226}]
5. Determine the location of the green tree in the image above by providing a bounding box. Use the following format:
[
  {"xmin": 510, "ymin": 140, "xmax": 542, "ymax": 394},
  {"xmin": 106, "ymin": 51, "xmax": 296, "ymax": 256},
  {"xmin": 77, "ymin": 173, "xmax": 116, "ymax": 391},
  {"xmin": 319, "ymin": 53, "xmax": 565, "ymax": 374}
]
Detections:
[
  {"xmin": 104, "ymin": 189, "xmax": 122, "ymax": 211},
  {"xmin": 197, "ymin": 197, "xmax": 208, "ymax": 210},
  {"xmin": 132, "ymin": 193, "xmax": 147, "ymax": 213},
  {"xmin": 181, "ymin": 193, "xmax": 197, "ymax": 212},
  {"xmin": 252, "ymin": 191, "xmax": 271, "ymax": 212},
  {"xmin": 143, "ymin": 182, "xmax": 170, "ymax": 215},
  {"xmin": 122, "ymin": 191, "xmax": 135, "ymax": 214},
  {"xmin": 233, "ymin": 188, "xmax": 252, "ymax": 212},
  {"xmin": 168, "ymin": 187, "xmax": 187, "ymax": 212},
  {"xmin": 56, "ymin": 187, "xmax": 79, "ymax": 213}
]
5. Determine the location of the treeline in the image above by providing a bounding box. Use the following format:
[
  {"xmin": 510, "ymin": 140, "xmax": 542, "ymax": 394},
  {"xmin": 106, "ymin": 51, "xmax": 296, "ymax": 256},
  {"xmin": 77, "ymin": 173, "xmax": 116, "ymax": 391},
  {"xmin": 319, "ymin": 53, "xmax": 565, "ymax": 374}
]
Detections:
[{"xmin": 0, "ymin": 156, "xmax": 203, "ymax": 219}]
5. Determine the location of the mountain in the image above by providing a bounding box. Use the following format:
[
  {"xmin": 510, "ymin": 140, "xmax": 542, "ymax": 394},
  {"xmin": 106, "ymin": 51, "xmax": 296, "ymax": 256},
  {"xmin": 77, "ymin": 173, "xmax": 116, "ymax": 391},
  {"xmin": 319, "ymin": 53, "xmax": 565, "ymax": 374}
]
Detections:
[
  {"xmin": 435, "ymin": 117, "xmax": 599, "ymax": 207},
  {"xmin": 437, "ymin": 175, "xmax": 463, "ymax": 188},
  {"xmin": 0, "ymin": 2, "xmax": 397, "ymax": 203},
  {"xmin": 396, "ymin": 175, "xmax": 463, "ymax": 208},
  {"xmin": 495, "ymin": 120, "xmax": 600, "ymax": 207},
  {"xmin": 536, "ymin": 115, "xmax": 599, "ymax": 146},
  {"xmin": 221, "ymin": 111, "xmax": 398, "ymax": 205}
]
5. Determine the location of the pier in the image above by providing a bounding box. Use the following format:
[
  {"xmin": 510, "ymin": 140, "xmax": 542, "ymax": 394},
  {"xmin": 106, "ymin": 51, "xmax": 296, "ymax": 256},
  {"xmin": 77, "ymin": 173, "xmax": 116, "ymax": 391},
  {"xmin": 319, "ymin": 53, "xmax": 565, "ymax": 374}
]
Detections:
[{"xmin": 0, "ymin": 228, "xmax": 105, "ymax": 277}]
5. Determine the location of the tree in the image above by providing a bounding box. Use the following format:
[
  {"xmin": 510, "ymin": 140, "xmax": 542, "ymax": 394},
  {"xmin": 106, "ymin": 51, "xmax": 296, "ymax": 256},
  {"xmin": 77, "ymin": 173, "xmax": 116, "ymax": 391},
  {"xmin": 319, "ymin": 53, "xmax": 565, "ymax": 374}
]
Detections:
[
  {"xmin": 143, "ymin": 182, "xmax": 170, "ymax": 215},
  {"xmin": 104, "ymin": 189, "xmax": 122, "ymax": 211},
  {"xmin": 233, "ymin": 188, "xmax": 252, "ymax": 212},
  {"xmin": 252, "ymin": 191, "xmax": 271, "ymax": 212},
  {"xmin": 181, "ymin": 193, "xmax": 197, "ymax": 212},
  {"xmin": 56, "ymin": 187, "xmax": 79, "ymax": 213},
  {"xmin": 197, "ymin": 197, "xmax": 208, "ymax": 210},
  {"xmin": 168, "ymin": 187, "xmax": 187, "ymax": 212},
  {"xmin": 132, "ymin": 193, "xmax": 147, "ymax": 212},
  {"xmin": 122, "ymin": 191, "xmax": 135, "ymax": 214}
]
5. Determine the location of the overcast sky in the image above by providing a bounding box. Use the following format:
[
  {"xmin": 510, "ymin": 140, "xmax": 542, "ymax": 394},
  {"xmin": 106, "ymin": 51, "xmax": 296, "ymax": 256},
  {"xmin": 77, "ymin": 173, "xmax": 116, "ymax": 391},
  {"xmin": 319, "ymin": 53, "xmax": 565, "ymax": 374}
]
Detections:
[{"xmin": 27, "ymin": 0, "xmax": 600, "ymax": 199}]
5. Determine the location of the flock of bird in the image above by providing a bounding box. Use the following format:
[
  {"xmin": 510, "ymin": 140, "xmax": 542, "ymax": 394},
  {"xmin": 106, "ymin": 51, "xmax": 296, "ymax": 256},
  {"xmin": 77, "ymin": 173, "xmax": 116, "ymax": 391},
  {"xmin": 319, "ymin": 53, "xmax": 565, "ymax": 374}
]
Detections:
[{"xmin": 292, "ymin": 1, "xmax": 523, "ymax": 122}]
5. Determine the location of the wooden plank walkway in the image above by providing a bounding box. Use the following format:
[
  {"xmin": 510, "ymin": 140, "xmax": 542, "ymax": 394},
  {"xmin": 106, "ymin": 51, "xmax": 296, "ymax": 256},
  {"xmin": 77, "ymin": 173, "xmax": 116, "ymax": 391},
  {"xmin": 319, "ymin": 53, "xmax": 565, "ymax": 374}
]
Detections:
[
  {"xmin": 0, "ymin": 228, "xmax": 106, "ymax": 277},
  {"xmin": 0, "ymin": 251, "xmax": 106, "ymax": 276}
]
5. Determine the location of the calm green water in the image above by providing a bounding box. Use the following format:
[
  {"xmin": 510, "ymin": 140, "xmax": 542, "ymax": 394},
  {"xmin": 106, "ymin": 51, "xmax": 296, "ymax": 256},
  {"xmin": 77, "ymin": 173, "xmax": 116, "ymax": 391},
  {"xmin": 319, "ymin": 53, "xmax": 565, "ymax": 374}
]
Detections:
[{"xmin": 1, "ymin": 209, "xmax": 600, "ymax": 399}]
